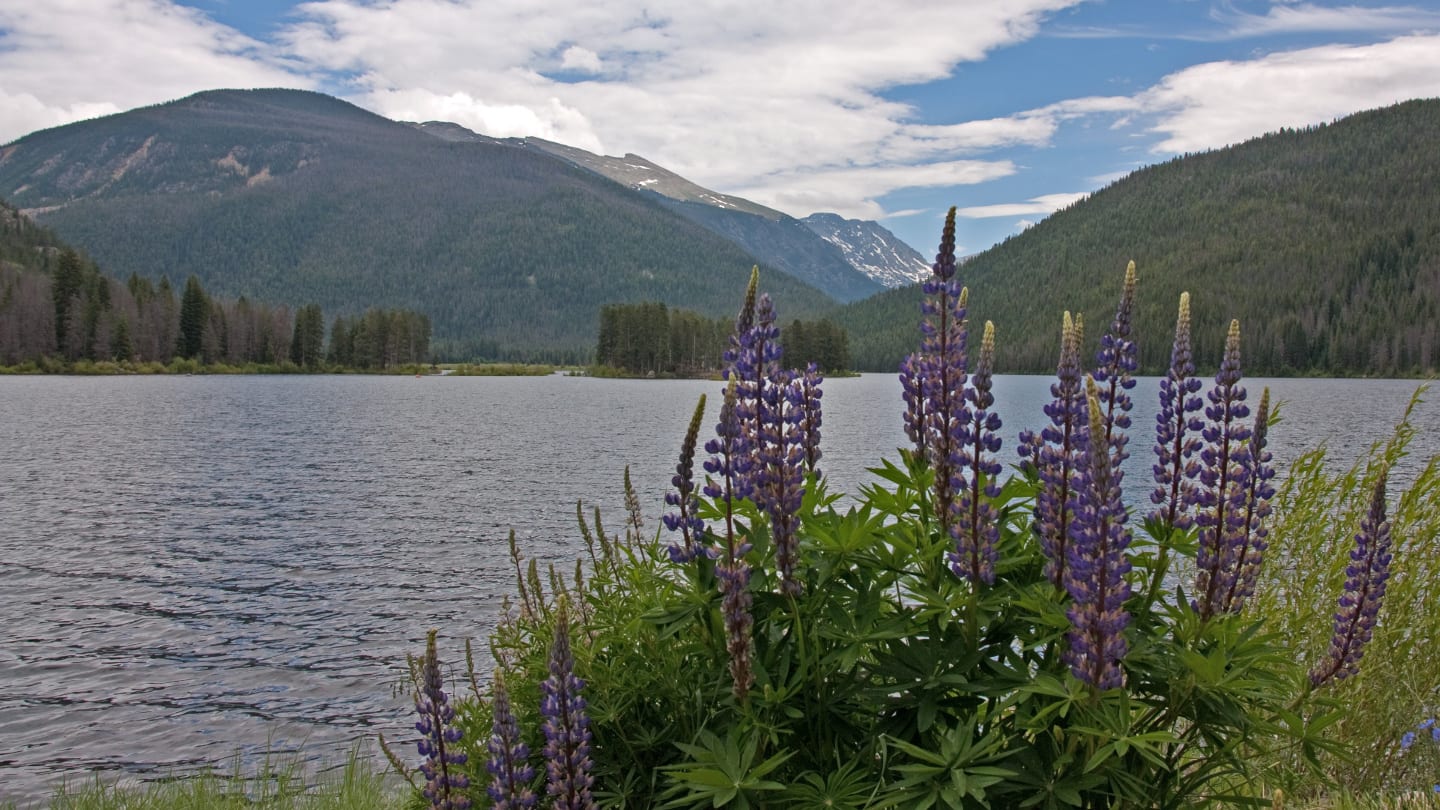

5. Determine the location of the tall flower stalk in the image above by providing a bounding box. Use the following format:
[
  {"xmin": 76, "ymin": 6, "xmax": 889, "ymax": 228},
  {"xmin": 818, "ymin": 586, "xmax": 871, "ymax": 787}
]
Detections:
[
  {"xmin": 414, "ymin": 630, "xmax": 470, "ymax": 810},
  {"xmin": 1150, "ymin": 292, "xmax": 1204, "ymax": 530},
  {"xmin": 910, "ymin": 206, "xmax": 970, "ymax": 533},
  {"xmin": 541, "ymin": 603, "xmax": 596, "ymax": 810},
  {"xmin": 1020, "ymin": 311, "xmax": 1086, "ymax": 588},
  {"xmin": 1193, "ymin": 320, "xmax": 1251, "ymax": 620},
  {"xmin": 1221, "ymin": 387, "xmax": 1275, "ymax": 613},
  {"xmin": 950, "ymin": 321, "xmax": 1002, "ymax": 585},
  {"xmin": 486, "ymin": 671, "xmax": 536, "ymax": 810},
  {"xmin": 704, "ymin": 379, "xmax": 754, "ymax": 701},
  {"xmin": 1092, "ymin": 262, "xmax": 1138, "ymax": 473},
  {"xmin": 1062, "ymin": 377, "xmax": 1134, "ymax": 691},
  {"xmin": 1309, "ymin": 466, "xmax": 1394, "ymax": 688},
  {"xmin": 663, "ymin": 395, "xmax": 709, "ymax": 564}
]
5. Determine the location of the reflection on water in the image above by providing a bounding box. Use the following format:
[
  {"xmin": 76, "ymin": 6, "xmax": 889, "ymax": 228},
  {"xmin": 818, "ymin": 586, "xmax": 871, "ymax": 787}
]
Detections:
[{"xmin": 0, "ymin": 374, "xmax": 1432, "ymax": 799}]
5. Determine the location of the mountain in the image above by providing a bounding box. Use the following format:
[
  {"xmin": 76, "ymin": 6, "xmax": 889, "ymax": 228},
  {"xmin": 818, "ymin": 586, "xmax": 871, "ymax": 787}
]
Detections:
[
  {"xmin": 499, "ymin": 134, "xmax": 883, "ymax": 302},
  {"xmin": 416, "ymin": 120, "xmax": 927, "ymax": 298},
  {"xmin": 835, "ymin": 98, "xmax": 1440, "ymax": 378},
  {"xmin": 0, "ymin": 88, "xmax": 837, "ymax": 361},
  {"xmin": 801, "ymin": 213, "xmax": 931, "ymax": 288}
]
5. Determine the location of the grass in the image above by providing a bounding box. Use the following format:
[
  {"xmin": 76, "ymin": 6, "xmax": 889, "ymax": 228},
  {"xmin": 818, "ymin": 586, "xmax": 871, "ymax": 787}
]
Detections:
[{"xmin": 1, "ymin": 749, "xmax": 408, "ymax": 810}]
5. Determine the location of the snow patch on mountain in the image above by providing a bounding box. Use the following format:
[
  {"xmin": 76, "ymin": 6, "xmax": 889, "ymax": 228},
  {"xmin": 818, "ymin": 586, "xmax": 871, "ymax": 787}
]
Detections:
[{"xmin": 801, "ymin": 213, "xmax": 931, "ymax": 288}]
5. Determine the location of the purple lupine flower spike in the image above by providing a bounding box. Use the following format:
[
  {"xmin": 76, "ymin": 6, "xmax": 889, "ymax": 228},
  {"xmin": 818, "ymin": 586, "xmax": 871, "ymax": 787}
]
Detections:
[
  {"xmin": 799, "ymin": 362, "xmax": 823, "ymax": 474},
  {"xmin": 664, "ymin": 395, "xmax": 710, "ymax": 564},
  {"xmin": 1150, "ymin": 292, "xmax": 1205, "ymax": 529},
  {"xmin": 1093, "ymin": 262, "xmax": 1138, "ymax": 472},
  {"xmin": 1222, "ymin": 387, "xmax": 1275, "ymax": 613},
  {"xmin": 761, "ymin": 366, "xmax": 806, "ymax": 596},
  {"xmin": 487, "ymin": 670, "xmax": 537, "ymax": 810},
  {"xmin": 950, "ymin": 321, "xmax": 1002, "ymax": 585},
  {"xmin": 1062, "ymin": 377, "xmax": 1133, "ymax": 690},
  {"xmin": 1018, "ymin": 311, "xmax": 1087, "ymax": 588},
  {"xmin": 1309, "ymin": 466, "xmax": 1394, "ymax": 688},
  {"xmin": 541, "ymin": 604, "xmax": 596, "ymax": 810},
  {"xmin": 704, "ymin": 380, "xmax": 755, "ymax": 701},
  {"xmin": 900, "ymin": 352, "xmax": 927, "ymax": 459},
  {"xmin": 916, "ymin": 208, "xmax": 970, "ymax": 533},
  {"xmin": 1193, "ymin": 320, "xmax": 1251, "ymax": 620},
  {"xmin": 415, "ymin": 630, "xmax": 471, "ymax": 810}
]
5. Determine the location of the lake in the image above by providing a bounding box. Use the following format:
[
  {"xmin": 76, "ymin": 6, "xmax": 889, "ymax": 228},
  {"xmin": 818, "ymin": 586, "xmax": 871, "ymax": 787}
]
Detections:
[{"xmin": 0, "ymin": 373, "xmax": 1434, "ymax": 800}]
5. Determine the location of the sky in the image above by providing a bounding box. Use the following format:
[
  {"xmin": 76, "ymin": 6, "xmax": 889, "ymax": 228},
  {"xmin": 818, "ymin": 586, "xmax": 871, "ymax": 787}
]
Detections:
[{"xmin": 3, "ymin": 1, "xmax": 1440, "ymax": 258}]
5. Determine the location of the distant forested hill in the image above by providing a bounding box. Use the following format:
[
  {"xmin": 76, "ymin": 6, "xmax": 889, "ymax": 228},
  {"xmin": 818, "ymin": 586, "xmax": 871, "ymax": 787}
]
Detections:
[
  {"xmin": 0, "ymin": 89, "xmax": 835, "ymax": 362},
  {"xmin": 837, "ymin": 99, "xmax": 1440, "ymax": 377}
]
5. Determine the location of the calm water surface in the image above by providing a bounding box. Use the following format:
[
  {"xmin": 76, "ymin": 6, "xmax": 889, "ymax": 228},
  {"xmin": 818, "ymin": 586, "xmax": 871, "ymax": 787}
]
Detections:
[{"xmin": 0, "ymin": 373, "xmax": 1434, "ymax": 799}]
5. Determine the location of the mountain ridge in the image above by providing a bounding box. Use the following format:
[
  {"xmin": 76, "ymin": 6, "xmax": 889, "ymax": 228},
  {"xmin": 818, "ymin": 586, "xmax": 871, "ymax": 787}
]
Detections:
[{"xmin": 0, "ymin": 87, "xmax": 840, "ymax": 361}]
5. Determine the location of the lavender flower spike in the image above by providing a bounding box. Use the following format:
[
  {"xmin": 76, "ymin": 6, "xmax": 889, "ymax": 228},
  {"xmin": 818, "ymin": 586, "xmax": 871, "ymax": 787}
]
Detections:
[
  {"xmin": 916, "ymin": 208, "xmax": 970, "ymax": 534},
  {"xmin": 1018, "ymin": 311, "xmax": 1087, "ymax": 588},
  {"xmin": 703, "ymin": 380, "xmax": 755, "ymax": 701},
  {"xmin": 950, "ymin": 321, "xmax": 1002, "ymax": 585},
  {"xmin": 541, "ymin": 603, "xmax": 596, "ymax": 810},
  {"xmin": 1093, "ymin": 262, "xmax": 1139, "ymax": 473},
  {"xmin": 1222, "ymin": 387, "xmax": 1275, "ymax": 613},
  {"xmin": 415, "ymin": 630, "xmax": 471, "ymax": 810},
  {"xmin": 798, "ymin": 362, "xmax": 823, "ymax": 474},
  {"xmin": 487, "ymin": 671, "xmax": 537, "ymax": 810},
  {"xmin": 1150, "ymin": 292, "xmax": 1204, "ymax": 529},
  {"xmin": 1062, "ymin": 377, "xmax": 1133, "ymax": 691},
  {"xmin": 1309, "ymin": 466, "xmax": 1394, "ymax": 688},
  {"xmin": 1193, "ymin": 319, "xmax": 1251, "ymax": 621},
  {"xmin": 900, "ymin": 351, "xmax": 927, "ymax": 459},
  {"xmin": 664, "ymin": 395, "xmax": 710, "ymax": 564}
]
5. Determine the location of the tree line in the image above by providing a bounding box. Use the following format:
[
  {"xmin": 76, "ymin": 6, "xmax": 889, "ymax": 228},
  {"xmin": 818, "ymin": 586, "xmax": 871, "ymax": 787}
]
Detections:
[
  {"xmin": 0, "ymin": 242, "xmax": 430, "ymax": 370},
  {"xmin": 595, "ymin": 300, "xmax": 850, "ymax": 376}
]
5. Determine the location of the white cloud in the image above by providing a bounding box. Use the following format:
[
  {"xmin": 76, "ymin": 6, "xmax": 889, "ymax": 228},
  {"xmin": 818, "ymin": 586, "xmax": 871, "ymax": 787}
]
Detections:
[
  {"xmin": 956, "ymin": 192, "xmax": 1089, "ymax": 218},
  {"xmin": 272, "ymin": 0, "xmax": 1084, "ymax": 211},
  {"xmin": 736, "ymin": 160, "xmax": 1019, "ymax": 220},
  {"xmin": 560, "ymin": 46, "xmax": 603, "ymax": 74},
  {"xmin": 1140, "ymin": 34, "xmax": 1440, "ymax": 153},
  {"xmin": 1215, "ymin": 3, "xmax": 1440, "ymax": 37},
  {"xmin": 0, "ymin": 0, "xmax": 310, "ymax": 144}
]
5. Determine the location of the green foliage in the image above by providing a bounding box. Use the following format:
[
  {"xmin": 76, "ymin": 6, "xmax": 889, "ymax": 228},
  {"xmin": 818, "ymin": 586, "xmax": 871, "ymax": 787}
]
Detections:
[
  {"xmin": 442, "ymin": 454, "xmax": 1334, "ymax": 808},
  {"xmin": 837, "ymin": 99, "xmax": 1440, "ymax": 376},
  {"xmin": 1247, "ymin": 389, "xmax": 1440, "ymax": 799}
]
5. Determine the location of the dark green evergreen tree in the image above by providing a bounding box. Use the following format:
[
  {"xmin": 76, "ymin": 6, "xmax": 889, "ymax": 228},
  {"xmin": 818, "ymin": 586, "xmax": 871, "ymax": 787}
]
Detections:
[{"xmin": 177, "ymin": 275, "xmax": 209, "ymax": 359}]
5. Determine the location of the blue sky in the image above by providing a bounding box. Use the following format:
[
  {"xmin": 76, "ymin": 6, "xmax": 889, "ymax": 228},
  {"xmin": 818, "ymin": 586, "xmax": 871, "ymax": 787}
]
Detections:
[{"xmin": 3, "ymin": 1, "xmax": 1440, "ymax": 258}]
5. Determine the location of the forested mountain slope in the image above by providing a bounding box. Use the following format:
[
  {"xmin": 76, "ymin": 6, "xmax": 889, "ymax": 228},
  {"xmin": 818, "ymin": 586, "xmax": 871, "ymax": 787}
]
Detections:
[
  {"xmin": 837, "ymin": 98, "xmax": 1440, "ymax": 377},
  {"xmin": 0, "ymin": 89, "xmax": 835, "ymax": 361}
]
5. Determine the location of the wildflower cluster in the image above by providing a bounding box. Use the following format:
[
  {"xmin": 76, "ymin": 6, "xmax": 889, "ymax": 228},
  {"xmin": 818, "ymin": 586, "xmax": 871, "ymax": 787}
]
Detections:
[{"xmin": 432, "ymin": 220, "xmax": 1419, "ymax": 808}]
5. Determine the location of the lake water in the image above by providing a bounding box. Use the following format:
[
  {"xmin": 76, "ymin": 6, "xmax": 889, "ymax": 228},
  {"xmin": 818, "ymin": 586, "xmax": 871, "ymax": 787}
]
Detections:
[{"xmin": 0, "ymin": 373, "xmax": 1435, "ymax": 800}]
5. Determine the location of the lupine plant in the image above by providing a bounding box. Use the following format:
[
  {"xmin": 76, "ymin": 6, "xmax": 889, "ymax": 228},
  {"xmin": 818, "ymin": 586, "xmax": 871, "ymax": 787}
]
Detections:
[{"xmin": 410, "ymin": 215, "xmax": 1436, "ymax": 808}]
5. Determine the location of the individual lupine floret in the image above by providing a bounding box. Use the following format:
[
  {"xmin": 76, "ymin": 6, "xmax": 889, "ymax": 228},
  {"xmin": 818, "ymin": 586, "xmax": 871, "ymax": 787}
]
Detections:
[
  {"xmin": 663, "ymin": 395, "xmax": 710, "ymax": 564},
  {"xmin": 1221, "ymin": 387, "xmax": 1275, "ymax": 613},
  {"xmin": 797, "ymin": 362, "xmax": 823, "ymax": 474},
  {"xmin": 1193, "ymin": 320, "xmax": 1252, "ymax": 620},
  {"xmin": 703, "ymin": 380, "xmax": 755, "ymax": 701},
  {"xmin": 541, "ymin": 603, "xmax": 596, "ymax": 810},
  {"xmin": 950, "ymin": 321, "xmax": 1002, "ymax": 585},
  {"xmin": 486, "ymin": 670, "xmax": 537, "ymax": 810},
  {"xmin": 1062, "ymin": 377, "xmax": 1133, "ymax": 691},
  {"xmin": 414, "ymin": 630, "xmax": 470, "ymax": 810},
  {"xmin": 1309, "ymin": 466, "xmax": 1394, "ymax": 688},
  {"xmin": 1150, "ymin": 292, "xmax": 1205, "ymax": 529},
  {"xmin": 1092, "ymin": 262, "xmax": 1138, "ymax": 473},
  {"xmin": 1018, "ymin": 311, "xmax": 1087, "ymax": 588},
  {"xmin": 912, "ymin": 207, "xmax": 971, "ymax": 533}
]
